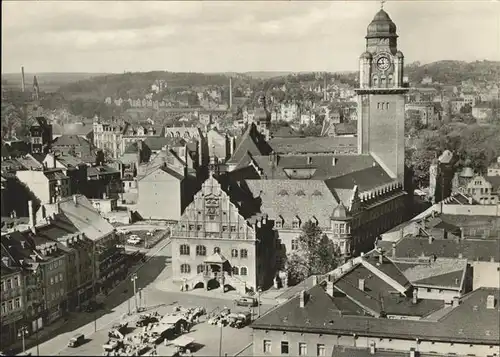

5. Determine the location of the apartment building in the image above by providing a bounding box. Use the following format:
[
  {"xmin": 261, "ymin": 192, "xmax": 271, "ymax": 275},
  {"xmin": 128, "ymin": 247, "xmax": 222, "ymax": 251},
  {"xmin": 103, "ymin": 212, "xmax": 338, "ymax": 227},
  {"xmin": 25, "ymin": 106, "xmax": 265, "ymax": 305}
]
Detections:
[
  {"xmin": 16, "ymin": 168, "xmax": 71, "ymax": 205},
  {"xmin": 92, "ymin": 116, "xmax": 129, "ymax": 159}
]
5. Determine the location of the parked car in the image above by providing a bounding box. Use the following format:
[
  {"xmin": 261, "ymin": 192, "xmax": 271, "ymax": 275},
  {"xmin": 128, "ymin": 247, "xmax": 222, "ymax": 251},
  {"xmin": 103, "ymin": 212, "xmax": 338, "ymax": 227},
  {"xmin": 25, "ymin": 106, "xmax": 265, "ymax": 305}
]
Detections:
[
  {"xmin": 235, "ymin": 296, "xmax": 258, "ymax": 307},
  {"xmin": 127, "ymin": 236, "xmax": 142, "ymax": 245},
  {"xmin": 68, "ymin": 333, "xmax": 85, "ymax": 347}
]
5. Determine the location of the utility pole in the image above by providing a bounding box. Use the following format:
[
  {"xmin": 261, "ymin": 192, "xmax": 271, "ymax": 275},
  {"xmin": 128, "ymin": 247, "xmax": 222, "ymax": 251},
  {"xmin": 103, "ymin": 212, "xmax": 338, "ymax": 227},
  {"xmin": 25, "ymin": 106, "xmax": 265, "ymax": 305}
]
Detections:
[{"xmin": 131, "ymin": 273, "xmax": 138, "ymax": 313}]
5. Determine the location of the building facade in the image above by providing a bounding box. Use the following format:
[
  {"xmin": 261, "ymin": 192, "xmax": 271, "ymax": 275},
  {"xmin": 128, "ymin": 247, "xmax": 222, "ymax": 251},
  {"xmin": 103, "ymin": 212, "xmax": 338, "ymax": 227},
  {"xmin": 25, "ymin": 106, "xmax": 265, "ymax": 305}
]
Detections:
[
  {"xmin": 357, "ymin": 9, "xmax": 408, "ymax": 184},
  {"xmin": 169, "ymin": 174, "xmax": 278, "ymax": 293}
]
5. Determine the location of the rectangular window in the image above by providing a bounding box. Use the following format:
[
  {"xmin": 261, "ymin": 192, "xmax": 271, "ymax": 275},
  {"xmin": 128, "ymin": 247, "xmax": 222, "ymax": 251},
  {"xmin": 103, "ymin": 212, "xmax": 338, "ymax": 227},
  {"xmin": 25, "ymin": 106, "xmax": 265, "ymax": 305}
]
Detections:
[
  {"xmin": 230, "ymin": 226, "xmax": 236, "ymax": 232},
  {"xmin": 334, "ymin": 223, "xmax": 339, "ymax": 234},
  {"xmin": 281, "ymin": 341, "xmax": 289, "ymax": 354},
  {"xmin": 50, "ymin": 277, "xmax": 54, "ymax": 285},
  {"xmin": 339, "ymin": 223, "xmax": 346, "ymax": 234},
  {"xmin": 189, "ymin": 225, "xmax": 194, "ymax": 231},
  {"xmin": 292, "ymin": 221, "xmax": 300, "ymax": 229},
  {"xmin": 299, "ymin": 343, "xmax": 307, "ymax": 356},
  {"xmin": 291, "ymin": 239, "xmax": 299, "ymax": 251},
  {"xmin": 275, "ymin": 221, "xmax": 282, "ymax": 229},
  {"xmin": 59, "ymin": 273, "xmax": 63, "ymax": 282},
  {"xmin": 222, "ymin": 225, "xmax": 228, "ymax": 232},
  {"xmin": 6, "ymin": 279, "xmax": 12, "ymax": 289},
  {"xmin": 13, "ymin": 276, "xmax": 19, "ymax": 287},
  {"xmin": 317, "ymin": 344, "xmax": 325, "ymax": 357},
  {"xmin": 8, "ymin": 300, "xmax": 13, "ymax": 311},
  {"xmin": 263, "ymin": 340, "xmax": 272, "ymax": 353},
  {"xmin": 55, "ymin": 275, "xmax": 59, "ymax": 283},
  {"xmin": 1, "ymin": 303, "xmax": 5, "ymax": 314}
]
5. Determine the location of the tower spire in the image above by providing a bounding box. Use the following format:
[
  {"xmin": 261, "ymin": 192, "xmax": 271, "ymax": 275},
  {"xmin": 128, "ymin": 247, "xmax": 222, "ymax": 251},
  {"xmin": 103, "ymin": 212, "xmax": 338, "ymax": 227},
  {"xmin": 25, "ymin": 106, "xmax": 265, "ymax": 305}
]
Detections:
[{"xmin": 381, "ymin": 0, "xmax": 386, "ymax": 9}]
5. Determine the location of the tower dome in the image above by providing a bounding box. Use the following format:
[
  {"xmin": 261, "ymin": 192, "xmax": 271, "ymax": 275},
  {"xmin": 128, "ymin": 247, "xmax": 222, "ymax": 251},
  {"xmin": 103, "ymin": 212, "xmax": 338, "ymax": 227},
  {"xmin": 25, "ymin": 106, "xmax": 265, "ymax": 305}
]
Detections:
[
  {"xmin": 366, "ymin": 9, "xmax": 397, "ymax": 39},
  {"xmin": 360, "ymin": 51, "xmax": 372, "ymax": 60}
]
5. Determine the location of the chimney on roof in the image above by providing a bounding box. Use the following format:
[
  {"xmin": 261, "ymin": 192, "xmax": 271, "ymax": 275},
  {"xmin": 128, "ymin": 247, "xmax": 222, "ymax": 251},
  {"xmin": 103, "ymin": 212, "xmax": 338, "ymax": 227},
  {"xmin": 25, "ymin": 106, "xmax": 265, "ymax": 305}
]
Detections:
[
  {"xmin": 486, "ymin": 295, "xmax": 496, "ymax": 309},
  {"xmin": 312, "ymin": 276, "xmax": 318, "ymax": 286},
  {"xmin": 332, "ymin": 157, "xmax": 337, "ymax": 166},
  {"xmin": 428, "ymin": 235, "xmax": 433, "ymax": 244},
  {"xmin": 307, "ymin": 156, "xmax": 312, "ymax": 165},
  {"xmin": 460, "ymin": 228, "xmax": 464, "ymax": 240},
  {"xmin": 299, "ymin": 290, "xmax": 308, "ymax": 308},
  {"xmin": 412, "ymin": 291, "xmax": 418, "ymax": 304},
  {"xmin": 358, "ymin": 279, "xmax": 365, "ymax": 291},
  {"xmin": 409, "ymin": 348, "xmax": 417, "ymax": 357},
  {"xmin": 458, "ymin": 253, "xmax": 463, "ymax": 259},
  {"xmin": 28, "ymin": 200, "xmax": 35, "ymax": 229},
  {"xmin": 326, "ymin": 279, "xmax": 334, "ymax": 297},
  {"xmin": 52, "ymin": 154, "xmax": 56, "ymax": 169},
  {"xmin": 73, "ymin": 195, "xmax": 78, "ymax": 205},
  {"xmin": 452, "ymin": 297, "xmax": 460, "ymax": 307},
  {"xmin": 392, "ymin": 243, "xmax": 396, "ymax": 258},
  {"xmin": 378, "ymin": 251, "xmax": 383, "ymax": 265}
]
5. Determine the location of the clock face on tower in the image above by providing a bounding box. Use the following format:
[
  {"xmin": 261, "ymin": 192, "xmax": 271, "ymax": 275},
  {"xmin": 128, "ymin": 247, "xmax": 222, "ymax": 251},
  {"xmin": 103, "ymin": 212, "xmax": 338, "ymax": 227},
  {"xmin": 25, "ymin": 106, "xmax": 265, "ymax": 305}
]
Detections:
[{"xmin": 377, "ymin": 56, "xmax": 391, "ymax": 71}]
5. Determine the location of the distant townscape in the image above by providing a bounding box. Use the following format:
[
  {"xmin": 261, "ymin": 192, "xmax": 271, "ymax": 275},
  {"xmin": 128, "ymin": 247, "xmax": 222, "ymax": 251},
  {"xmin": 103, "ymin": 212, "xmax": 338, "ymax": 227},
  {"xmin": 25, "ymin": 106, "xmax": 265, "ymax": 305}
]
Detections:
[{"xmin": 1, "ymin": 6, "xmax": 500, "ymax": 357}]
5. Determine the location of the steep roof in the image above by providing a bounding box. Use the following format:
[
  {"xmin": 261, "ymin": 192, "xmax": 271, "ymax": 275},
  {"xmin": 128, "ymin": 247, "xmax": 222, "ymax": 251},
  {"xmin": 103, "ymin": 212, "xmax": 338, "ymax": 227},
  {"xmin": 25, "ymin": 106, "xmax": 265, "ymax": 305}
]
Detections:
[
  {"xmin": 324, "ymin": 165, "xmax": 394, "ymax": 192},
  {"xmin": 252, "ymin": 285, "xmax": 500, "ymax": 345},
  {"xmin": 394, "ymin": 258, "xmax": 467, "ymax": 289},
  {"xmin": 244, "ymin": 179, "xmax": 338, "ymax": 229},
  {"xmin": 144, "ymin": 136, "xmax": 185, "ymax": 151},
  {"xmin": 52, "ymin": 135, "xmax": 92, "ymax": 148},
  {"xmin": 227, "ymin": 123, "xmax": 273, "ymax": 166},
  {"xmin": 268, "ymin": 136, "xmax": 357, "ymax": 154},
  {"xmin": 57, "ymin": 194, "xmax": 114, "ymax": 241},
  {"xmin": 250, "ymin": 154, "xmax": 377, "ymax": 181}
]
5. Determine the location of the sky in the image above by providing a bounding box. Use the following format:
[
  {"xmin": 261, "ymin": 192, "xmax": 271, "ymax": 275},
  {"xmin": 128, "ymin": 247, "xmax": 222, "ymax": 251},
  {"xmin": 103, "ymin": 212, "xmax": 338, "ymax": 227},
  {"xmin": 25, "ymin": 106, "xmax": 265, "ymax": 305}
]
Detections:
[{"xmin": 2, "ymin": 1, "xmax": 499, "ymax": 74}]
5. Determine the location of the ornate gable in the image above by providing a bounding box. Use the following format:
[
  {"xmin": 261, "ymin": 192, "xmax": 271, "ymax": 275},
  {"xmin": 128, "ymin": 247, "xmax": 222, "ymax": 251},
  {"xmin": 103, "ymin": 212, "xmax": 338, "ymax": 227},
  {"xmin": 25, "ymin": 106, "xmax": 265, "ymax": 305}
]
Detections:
[{"xmin": 175, "ymin": 174, "xmax": 255, "ymax": 240}]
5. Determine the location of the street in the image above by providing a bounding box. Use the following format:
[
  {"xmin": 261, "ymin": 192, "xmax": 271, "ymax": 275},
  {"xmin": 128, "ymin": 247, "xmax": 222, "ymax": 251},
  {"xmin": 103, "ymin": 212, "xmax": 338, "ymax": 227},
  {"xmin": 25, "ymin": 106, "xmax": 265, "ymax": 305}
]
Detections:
[{"xmin": 23, "ymin": 237, "xmax": 275, "ymax": 356}]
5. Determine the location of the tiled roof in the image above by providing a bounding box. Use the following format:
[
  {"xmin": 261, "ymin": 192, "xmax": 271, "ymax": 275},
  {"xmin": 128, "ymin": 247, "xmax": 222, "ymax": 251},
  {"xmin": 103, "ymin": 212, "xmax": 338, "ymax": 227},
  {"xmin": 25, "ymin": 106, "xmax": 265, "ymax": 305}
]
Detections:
[
  {"xmin": 394, "ymin": 258, "xmax": 467, "ymax": 289},
  {"xmin": 331, "ymin": 346, "xmax": 449, "ymax": 357},
  {"xmin": 324, "ymin": 165, "xmax": 394, "ymax": 192},
  {"xmin": 268, "ymin": 136, "xmax": 357, "ymax": 154},
  {"xmin": 144, "ymin": 136, "xmax": 185, "ymax": 151},
  {"xmin": 44, "ymin": 169, "xmax": 69, "ymax": 181},
  {"xmin": 57, "ymin": 194, "xmax": 114, "ymax": 241},
  {"xmin": 138, "ymin": 164, "xmax": 184, "ymax": 182},
  {"xmin": 250, "ymin": 154, "xmax": 377, "ymax": 180},
  {"xmin": 244, "ymin": 179, "xmax": 338, "ymax": 229},
  {"xmin": 227, "ymin": 123, "xmax": 272, "ymax": 166},
  {"xmin": 87, "ymin": 165, "xmax": 120, "ymax": 178},
  {"xmin": 53, "ymin": 154, "xmax": 86, "ymax": 168},
  {"xmin": 270, "ymin": 126, "xmax": 299, "ymax": 138},
  {"xmin": 16, "ymin": 154, "xmax": 44, "ymax": 170},
  {"xmin": 390, "ymin": 236, "xmax": 500, "ymax": 262},
  {"xmin": 486, "ymin": 175, "xmax": 500, "ymax": 191},
  {"xmin": 252, "ymin": 285, "xmax": 500, "ymax": 345},
  {"xmin": 334, "ymin": 121, "xmax": 357, "ymax": 135},
  {"xmin": 52, "ymin": 135, "xmax": 92, "ymax": 148}
]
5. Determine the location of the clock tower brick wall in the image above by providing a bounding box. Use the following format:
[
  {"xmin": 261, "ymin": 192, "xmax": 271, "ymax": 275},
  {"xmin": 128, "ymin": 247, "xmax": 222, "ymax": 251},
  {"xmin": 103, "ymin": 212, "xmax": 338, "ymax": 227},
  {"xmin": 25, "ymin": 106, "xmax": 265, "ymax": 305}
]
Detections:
[{"xmin": 356, "ymin": 9, "xmax": 408, "ymax": 185}]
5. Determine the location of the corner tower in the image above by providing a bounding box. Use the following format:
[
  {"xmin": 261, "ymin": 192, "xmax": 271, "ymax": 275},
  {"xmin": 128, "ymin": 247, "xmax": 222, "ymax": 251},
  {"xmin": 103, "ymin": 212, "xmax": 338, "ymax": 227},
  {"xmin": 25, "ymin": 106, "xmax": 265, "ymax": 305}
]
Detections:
[{"xmin": 356, "ymin": 8, "xmax": 408, "ymax": 184}]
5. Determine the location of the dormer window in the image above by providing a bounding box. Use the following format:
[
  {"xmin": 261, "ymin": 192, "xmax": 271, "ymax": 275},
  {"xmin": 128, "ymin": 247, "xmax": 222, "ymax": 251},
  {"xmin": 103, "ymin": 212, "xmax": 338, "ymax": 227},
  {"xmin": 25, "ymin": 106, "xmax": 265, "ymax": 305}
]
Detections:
[
  {"xmin": 275, "ymin": 220, "xmax": 282, "ymax": 229},
  {"xmin": 292, "ymin": 217, "xmax": 301, "ymax": 229}
]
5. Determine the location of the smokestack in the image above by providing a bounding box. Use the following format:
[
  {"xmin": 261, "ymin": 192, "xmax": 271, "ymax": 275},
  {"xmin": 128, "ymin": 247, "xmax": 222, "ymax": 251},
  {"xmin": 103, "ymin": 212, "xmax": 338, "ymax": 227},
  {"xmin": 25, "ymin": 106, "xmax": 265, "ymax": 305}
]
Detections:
[
  {"xmin": 229, "ymin": 77, "xmax": 233, "ymax": 109},
  {"xmin": 358, "ymin": 279, "xmax": 365, "ymax": 291},
  {"xmin": 312, "ymin": 276, "xmax": 318, "ymax": 286},
  {"xmin": 28, "ymin": 200, "xmax": 35, "ymax": 228},
  {"xmin": 392, "ymin": 243, "xmax": 397, "ymax": 257},
  {"xmin": 378, "ymin": 251, "xmax": 383, "ymax": 265},
  {"xmin": 21, "ymin": 66, "xmax": 26, "ymax": 92}
]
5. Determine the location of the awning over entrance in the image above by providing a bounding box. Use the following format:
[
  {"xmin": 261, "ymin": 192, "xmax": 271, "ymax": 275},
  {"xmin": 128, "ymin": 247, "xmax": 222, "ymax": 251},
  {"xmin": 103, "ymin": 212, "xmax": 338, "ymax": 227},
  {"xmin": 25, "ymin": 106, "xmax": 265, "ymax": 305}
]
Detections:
[{"xmin": 204, "ymin": 252, "xmax": 227, "ymax": 264}]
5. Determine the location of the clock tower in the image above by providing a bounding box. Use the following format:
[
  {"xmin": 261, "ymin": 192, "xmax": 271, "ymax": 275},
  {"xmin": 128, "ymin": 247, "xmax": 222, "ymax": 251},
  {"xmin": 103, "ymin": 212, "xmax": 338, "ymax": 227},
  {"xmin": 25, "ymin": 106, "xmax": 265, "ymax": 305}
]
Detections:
[{"xmin": 356, "ymin": 8, "xmax": 408, "ymax": 185}]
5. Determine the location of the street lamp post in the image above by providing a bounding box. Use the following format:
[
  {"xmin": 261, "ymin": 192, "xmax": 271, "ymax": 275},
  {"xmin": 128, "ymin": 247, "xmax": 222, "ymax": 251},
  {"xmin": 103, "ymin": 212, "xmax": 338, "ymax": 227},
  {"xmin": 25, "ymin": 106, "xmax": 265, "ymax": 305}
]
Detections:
[
  {"xmin": 18, "ymin": 325, "xmax": 28, "ymax": 353},
  {"xmin": 131, "ymin": 273, "xmax": 138, "ymax": 313}
]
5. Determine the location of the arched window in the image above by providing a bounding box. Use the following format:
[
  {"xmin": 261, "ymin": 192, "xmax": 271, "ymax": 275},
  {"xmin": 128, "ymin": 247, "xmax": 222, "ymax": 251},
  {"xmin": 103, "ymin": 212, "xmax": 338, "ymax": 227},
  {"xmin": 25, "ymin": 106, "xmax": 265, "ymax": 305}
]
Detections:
[
  {"xmin": 180, "ymin": 264, "xmax": 191, "ymax": 274},
  {"xmin": 380, "ymin": 76, "xmax": 387, "ymax": 87},
  {"xmin": 373, "ymin": 76, "xmax": 378, "ymax": 87},
  {"xmin": 196, "ymin": 245, "xmax": 206, "ymax": 256},
  {"xmin": 388, "ymin": 75, "xmax": 393, "ymax": 86},
  {"xmin": 197, "ymin": 264, "xmax": 205, "ymax": 274},
  {"xmin": 214, "ymin": 247, "xmax": 221, "ymax": 254},
  {"xmin": 232, "ymin": 266, "xmax": 239, "ymax": 275},
  {"xmin": 240, "ymin": 267, "xmax": 248, "ymax": 276},
  {"xmin": 240, "ymin": 249, "xmax": 248, "ymax": 258},
  {"xmin": 180, "ymin": 244, "xmax": 190, "ymax": 256},
  {"xmin": 231, "ymin": 249, "xmax": 238, "ymax": 258}
]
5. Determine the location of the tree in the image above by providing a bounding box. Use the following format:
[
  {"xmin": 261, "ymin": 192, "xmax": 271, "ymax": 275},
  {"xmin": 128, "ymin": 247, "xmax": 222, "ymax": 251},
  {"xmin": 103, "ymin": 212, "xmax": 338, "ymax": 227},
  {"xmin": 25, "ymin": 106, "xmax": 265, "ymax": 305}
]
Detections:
[{"xmin": 286, "ymin": 221, "xmax": 342, "ymax": 285}]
